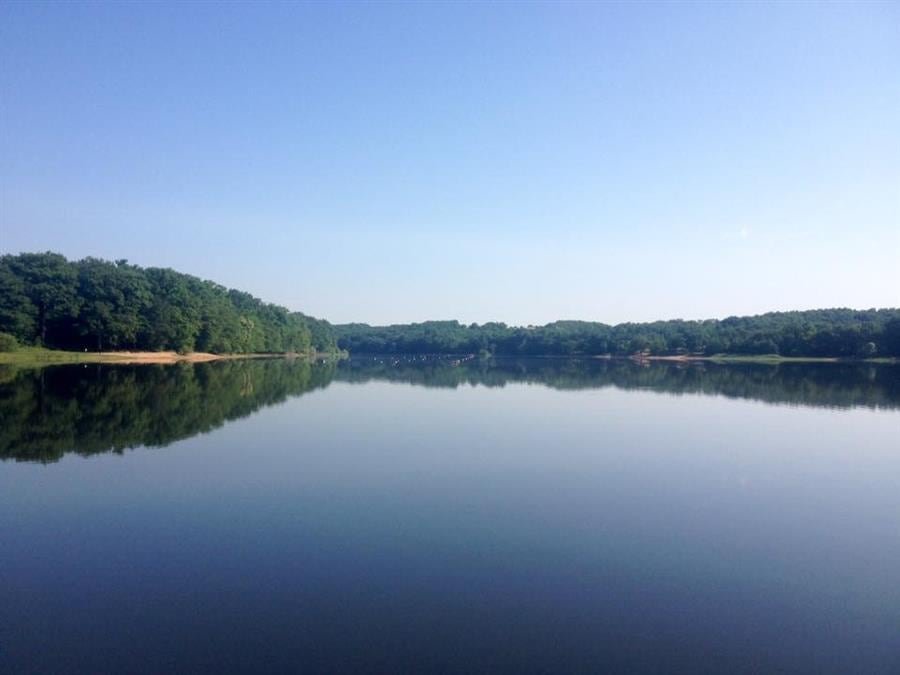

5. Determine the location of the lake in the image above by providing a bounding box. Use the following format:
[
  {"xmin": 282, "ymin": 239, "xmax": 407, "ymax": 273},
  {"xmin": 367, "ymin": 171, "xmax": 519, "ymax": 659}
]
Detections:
[{"xmin": 2, "ymin": 357, "xmax": 899, "ymax": 674}]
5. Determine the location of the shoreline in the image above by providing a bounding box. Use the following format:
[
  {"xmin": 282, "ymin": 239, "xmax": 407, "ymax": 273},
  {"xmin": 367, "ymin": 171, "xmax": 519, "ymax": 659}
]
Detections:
[
  {"xmin": 350, "ymin": 353, "xmax": 896, "ymax": 365},
  {"xmin": 627, "ymin": 354, "xmax": 897, "ymax": 364},
  {"xmin": 1, "ymin": 348, "xmax": 894, "ymax": 368},
  {"xmin": 0, "ymin": 348, "xmax": 344, "ymax": 367}
]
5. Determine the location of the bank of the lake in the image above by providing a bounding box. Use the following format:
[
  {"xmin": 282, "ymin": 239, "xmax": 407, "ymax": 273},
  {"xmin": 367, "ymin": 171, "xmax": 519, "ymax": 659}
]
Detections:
[
  {"xmin": 637, "ymin": 353, "xmax": 898, "ymax": 364},
  {"xmin": 0, "ymin": 347, "xmax": 345, "ymax": 367},
  {"xmin": 498, "ymin": 352, "xmax": 895, "ymax": 364},
  {"xmin": 5, "ymin": 348, "xmax": 892, "ymax": 369}
]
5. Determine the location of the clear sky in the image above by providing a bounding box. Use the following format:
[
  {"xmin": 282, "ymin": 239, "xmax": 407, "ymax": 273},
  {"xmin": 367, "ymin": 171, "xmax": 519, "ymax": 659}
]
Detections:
[{"xmin": 1, "ymin": 1, "xmax": 898, "ymax": 326}]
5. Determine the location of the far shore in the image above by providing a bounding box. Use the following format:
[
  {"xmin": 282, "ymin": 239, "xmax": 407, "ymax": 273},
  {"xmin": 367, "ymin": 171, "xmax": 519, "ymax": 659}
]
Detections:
[
  {"xmin": 490, "ymin": 353, "xmax": 894, "ymax": 364},
  {"xmin": 350, "ymin": 353, "xmax": 896, "ymax": 364},
  {"xmin": 629, "ymin": 354, "xmax": 838, "ymax": 363},
  {"xmin": 627, "ymin": 354, "xmax": 897, "ymax": 364}
]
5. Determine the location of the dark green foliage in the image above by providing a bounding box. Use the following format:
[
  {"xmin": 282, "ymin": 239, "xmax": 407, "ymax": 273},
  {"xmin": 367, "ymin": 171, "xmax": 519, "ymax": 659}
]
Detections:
[
  {"xmin": 1, "ymin": 252, "xmax": 79, "ymax": 345},
  {"xmin": 142, "ymin": 267, "xmax": 203, "ymax": 352},
  {"xmin": 294, "ymin": 312, "xmax": 339, "ymax": 353},
  {"xmin": 0, "ymin": 333, "xmax": 18, "ymax": 352},
  {"xmin": 0, "ymin": 263, "xmax": 36, "ymax": 339},
  {"xmin": 77, "ymin": 258, "xmax": 152, "ymax": 351},
  {"xmin": 0, "ymin": 252, "xmax": 338, "ymax": 354},
  {"xmin": 885, "ymin": 319, "xmax": 900, "ymax": 357},
  {"xmin": 335, "ymin": 309, "xmax": 900, "ymax": 358},
  {"xmin": 1, "ymin": 251, "xmax": 894, "ymax": 359}
]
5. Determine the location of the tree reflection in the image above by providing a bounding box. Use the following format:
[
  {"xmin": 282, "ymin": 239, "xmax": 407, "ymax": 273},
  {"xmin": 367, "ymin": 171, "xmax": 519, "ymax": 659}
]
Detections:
[
  {"xmin": 2, "ymin": 357, "xmax": 897, "ymax": 463},
  {"xmin": 339, "ymin": 356, "xmax": 900, "ymax": 411},
  {"xmin": 0, "ymin": 359, "xmax": 335, "ymax": 463}
]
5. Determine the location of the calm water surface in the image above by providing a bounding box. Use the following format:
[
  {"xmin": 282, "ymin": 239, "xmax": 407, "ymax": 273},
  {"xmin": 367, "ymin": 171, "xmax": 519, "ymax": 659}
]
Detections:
[{"xmin": 2, "ymin": 358, "xmax": 899, "ymax": 674}]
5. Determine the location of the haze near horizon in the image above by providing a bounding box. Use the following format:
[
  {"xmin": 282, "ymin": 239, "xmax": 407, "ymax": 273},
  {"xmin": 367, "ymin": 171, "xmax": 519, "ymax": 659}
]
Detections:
[{"xmin": 1, "ymin": 2, "xmax": 898, "ymax": 326}]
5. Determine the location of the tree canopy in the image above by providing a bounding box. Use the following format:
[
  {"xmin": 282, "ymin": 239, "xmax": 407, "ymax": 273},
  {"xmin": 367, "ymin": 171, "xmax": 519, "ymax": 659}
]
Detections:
[
  {"xmin": 2, "ymin": 251, "xmax": 896, "ymax": 359},
  {"xmin": 0, "ymin": 252, "xmax": 338, "ymax": 354},
  {"xmin": 335, "ymin": 310, "xmax": 900, "ymax": 359}
]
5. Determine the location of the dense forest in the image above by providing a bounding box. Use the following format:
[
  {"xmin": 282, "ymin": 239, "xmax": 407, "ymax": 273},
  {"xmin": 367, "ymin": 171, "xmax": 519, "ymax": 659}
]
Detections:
[
  {"xmin": 0, "ymin": 252, "xmax": 339, "ymax": 354},
  {"xmin": 336, "ymin": 309, "xmax": 900, "ymax": 358},
  {"xmin": 1, "ymin": 251, "xmax": 897, "ymax": 359}
]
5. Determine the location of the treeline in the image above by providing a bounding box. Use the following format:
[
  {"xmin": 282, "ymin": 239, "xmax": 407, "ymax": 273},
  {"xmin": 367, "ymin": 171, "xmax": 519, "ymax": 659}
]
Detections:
[
  {"xmin": 2, "ymin": 251, "xmax": 897, "ymax": 359},
  {"xmin": 0, "ymin": 252, "xmax": 339, "ymax": 353},
  {"xmin": 336, "ymin": 309, "xmax": 900, "ymax": 358}
]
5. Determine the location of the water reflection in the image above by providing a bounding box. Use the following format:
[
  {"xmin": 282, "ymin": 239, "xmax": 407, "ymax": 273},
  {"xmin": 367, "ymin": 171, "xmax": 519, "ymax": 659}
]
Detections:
[
  {"xmin": 1, "ymin": 356, "xmax": 898, "ymax": 463},
  {"xmin": 0, "ymin": 360, "xmax": 335, "ymax": 463},
  {"xmin": 340, "ymin": 355, "xmax": 900, "ymax": 409}
]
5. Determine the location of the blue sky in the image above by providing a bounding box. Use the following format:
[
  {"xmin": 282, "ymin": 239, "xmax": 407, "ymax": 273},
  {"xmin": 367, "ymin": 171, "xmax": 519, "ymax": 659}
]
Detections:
[{"xmin": 1, "ymin": 1, "xmax": 898, "ymax": 325}]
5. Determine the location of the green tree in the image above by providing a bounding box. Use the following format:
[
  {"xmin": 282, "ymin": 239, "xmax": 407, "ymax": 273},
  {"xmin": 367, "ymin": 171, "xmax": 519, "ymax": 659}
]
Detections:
[
  {"xmin": 0, "ymin": 259, "xmax": 37, "ymax": 341},
  {"xmin": 143, "ymin": 268, "xmax": 202, "ymax": 352},
  {"xmin": 3, "ymin": 252, "xmax": 79, "ymax": 346},
  {"xmin": 77, "ymin": 258, "xmax": 152, "ymax": 350},
  {"xmin": 884, "ymin": 319, "xmax": 900, "ymax": 357},
  {"xmin": 0, "ymin": 332, "xmax": 19, "ymax": 352}
]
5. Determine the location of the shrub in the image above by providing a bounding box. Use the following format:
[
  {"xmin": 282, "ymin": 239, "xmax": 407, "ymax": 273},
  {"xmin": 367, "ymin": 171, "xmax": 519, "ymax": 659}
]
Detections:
[{"xmin": 0, "ymin": 332, "xmax": 19, "ymax": 352}]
